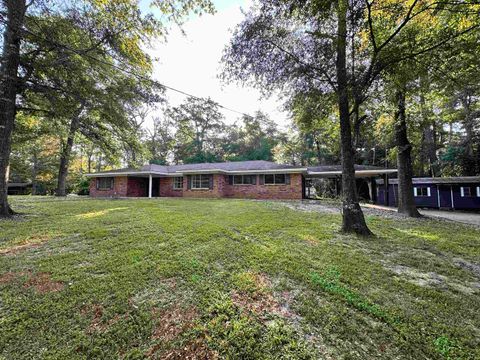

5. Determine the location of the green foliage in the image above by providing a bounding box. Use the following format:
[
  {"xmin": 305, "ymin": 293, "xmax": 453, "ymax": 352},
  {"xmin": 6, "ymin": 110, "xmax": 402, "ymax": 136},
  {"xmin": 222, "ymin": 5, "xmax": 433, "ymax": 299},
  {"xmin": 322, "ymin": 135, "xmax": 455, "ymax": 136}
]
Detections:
[
  {"xmin": 200, "ymin": 296, "xmax": 316, "ymax": 359},
  {"xmin": 309, "ymin": 268, "xmax": 389, "ymax": 322}
]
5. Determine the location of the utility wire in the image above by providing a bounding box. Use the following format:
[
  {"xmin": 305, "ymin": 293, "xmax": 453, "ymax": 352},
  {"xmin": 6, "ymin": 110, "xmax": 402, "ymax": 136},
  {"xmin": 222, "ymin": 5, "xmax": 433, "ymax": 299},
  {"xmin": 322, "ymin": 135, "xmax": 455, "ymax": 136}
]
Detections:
[{"xmin": 16, "ymin": 23, "xmax": 254, "ymax": 119}]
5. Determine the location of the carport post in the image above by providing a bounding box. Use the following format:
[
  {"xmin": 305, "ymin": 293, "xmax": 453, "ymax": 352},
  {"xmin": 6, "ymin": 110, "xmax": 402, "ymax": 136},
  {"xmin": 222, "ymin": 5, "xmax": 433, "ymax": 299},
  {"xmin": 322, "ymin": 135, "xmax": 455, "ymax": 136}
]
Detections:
[
  {"xmin": 384, "ymin": 173, "xmax": 389, "ymax": 206},
  {"xmin": 148, "ymin": 174, "xmax": 152, "ymax": 198}
]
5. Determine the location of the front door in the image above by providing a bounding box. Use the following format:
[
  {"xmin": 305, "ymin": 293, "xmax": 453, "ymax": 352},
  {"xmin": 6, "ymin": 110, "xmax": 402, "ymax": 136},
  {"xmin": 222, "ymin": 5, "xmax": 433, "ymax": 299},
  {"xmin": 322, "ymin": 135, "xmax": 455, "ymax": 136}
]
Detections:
[
  {"xmin": 438, "ymin": 185, "xmax": 452, "ymax": 209},
  {"xmin": 152, "ymin": 178, "xmax": 160, "ymax": 197}
]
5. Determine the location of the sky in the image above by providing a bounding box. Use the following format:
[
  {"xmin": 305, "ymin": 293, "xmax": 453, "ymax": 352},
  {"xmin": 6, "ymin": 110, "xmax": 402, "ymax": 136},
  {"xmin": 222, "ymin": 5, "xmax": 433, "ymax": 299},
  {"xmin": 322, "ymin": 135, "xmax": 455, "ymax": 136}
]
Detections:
[{"xmin": 143, "ymin": 0, "xmax": 290, "ymax": 129}]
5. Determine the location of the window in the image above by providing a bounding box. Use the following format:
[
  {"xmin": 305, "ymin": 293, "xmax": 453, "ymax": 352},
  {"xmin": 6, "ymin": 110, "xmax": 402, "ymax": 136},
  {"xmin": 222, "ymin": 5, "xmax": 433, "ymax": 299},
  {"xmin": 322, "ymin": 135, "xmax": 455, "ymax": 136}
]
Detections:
[
  {"xmin": 191, "ymin": 174, "xmax": 210, "ymax": 189},
  {"xmin": 173, "ymin": 177, "xmax": 183, "ymax": 190},
  {"xmin": 233, "ymin": 175, "xmax": 256, "ymax": 185},
  {"xmin": 460, "ymin": 186, "xmax": 476, "ymax": 197},
  {"xmin": 97, "ymin": 177, "xmax": 114, "ymax": 190},
  {"xmin": 414, "ymin": 186, "xmax": 430, "ymax": 197},
  {"xmin": 264, "ymin": 174, "xmax": 286, "ymax": 185}
]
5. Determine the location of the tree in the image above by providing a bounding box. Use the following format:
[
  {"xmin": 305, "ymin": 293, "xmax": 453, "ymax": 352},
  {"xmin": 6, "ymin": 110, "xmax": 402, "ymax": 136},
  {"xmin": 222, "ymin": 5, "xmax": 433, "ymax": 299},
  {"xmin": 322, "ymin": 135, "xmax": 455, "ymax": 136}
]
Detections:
[
  {"xmin": 0, "ymin": 0, "xmax": 27, "ymax": 215},
  {"xmin": 0, "ymin": 0, "xmax": 214, "ymax": 214},
  {"xmin": 167, "ymin": 97, "xmax": 226, "ymax": 163},
  {"xmin": 222, "ymin": 0, "xmax": 480, "ymax": 231}
]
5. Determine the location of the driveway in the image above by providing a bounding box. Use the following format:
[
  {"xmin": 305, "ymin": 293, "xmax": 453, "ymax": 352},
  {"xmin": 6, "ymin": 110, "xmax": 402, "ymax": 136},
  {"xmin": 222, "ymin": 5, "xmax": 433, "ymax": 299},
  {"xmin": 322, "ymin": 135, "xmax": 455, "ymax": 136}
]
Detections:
[
  {"xmin": 361, "ymin": 203, "xmax": 480, "ymax": 227},
  {"xmin": 419, "ymin": 209, "xmax": 480, "ymax": 227}
]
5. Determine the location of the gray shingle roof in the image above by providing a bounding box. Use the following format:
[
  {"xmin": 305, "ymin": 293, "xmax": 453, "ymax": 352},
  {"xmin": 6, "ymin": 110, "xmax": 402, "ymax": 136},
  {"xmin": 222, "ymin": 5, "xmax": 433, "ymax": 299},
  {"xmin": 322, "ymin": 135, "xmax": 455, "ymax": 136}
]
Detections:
[
  {"xmin": 142, "ymin": 160, "xmax": 300, "ymax": 173},
  {"xmin": 88, "ymin": 161, "xmax": 396, "ymax": 176}
]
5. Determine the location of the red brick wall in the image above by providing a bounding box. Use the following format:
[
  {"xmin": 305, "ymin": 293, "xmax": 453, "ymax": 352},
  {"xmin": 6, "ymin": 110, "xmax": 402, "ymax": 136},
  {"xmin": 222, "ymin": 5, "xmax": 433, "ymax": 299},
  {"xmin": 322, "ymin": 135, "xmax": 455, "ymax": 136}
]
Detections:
[
  {"xmin": 159, "ymin": 177, "xmax": 184, "ymax": 197},
  {"xmin": 89, "ymin": 176, "xmax": 128, "ymax": 197},
  {"xmin": 183, "ymin": 173, "xmax": 303, "ymax": 200},
  {"xmin": 224, "ymin": 174, "xmax": 303, "ymax": 200},
  {"xmin": 127, "ymin": 177, "xmax": 147, "ymax": 197},
  {"xmin": 90, "ymin": 173, "xmax": 304, "ymax": 199},
  {"xmin": 183, "ymin": 174, "xmax": 225, "ymax": 198}
]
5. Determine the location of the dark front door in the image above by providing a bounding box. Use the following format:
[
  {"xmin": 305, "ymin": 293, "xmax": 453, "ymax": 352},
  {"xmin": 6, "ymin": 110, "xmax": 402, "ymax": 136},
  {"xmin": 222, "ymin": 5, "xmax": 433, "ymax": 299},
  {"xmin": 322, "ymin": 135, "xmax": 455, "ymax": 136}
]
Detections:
[
  {"xmin": 152, "ymin": 178, "xmax": 160, "ymax": 197},
  {"xmin": 438, "ymin": 185, "xmax": 452, "ymax": 209}
]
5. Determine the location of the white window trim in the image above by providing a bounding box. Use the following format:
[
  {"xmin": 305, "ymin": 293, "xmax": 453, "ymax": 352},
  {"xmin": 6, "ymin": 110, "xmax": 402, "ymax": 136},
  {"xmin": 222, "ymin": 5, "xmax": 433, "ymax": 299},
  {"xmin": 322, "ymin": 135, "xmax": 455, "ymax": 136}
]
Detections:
[
  {"xmin": 461, "ymin": 186, "xmax": 474, "ymax": 197},
  {"xmin": 477, "ymin": 186, "xmax": 480, "ymax": 197},
  {"xmin": 414, "ymin": 186, "xmax": 430, "ymax": 197},
  {"xmin": 191, "ymin": 174, "xmax": 210, "ymax": 190},
  {"xmin": 173, "ymin": 177, "xmax": 183, "ymax": 190}
]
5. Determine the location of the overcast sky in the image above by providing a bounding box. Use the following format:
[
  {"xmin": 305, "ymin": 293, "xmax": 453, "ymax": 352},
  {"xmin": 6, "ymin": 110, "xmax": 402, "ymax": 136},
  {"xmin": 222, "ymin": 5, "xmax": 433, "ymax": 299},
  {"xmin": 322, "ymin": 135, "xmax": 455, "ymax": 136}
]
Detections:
[{"xmin": 143, "ymin": 0, "xmax": 290, "ymax": 129}]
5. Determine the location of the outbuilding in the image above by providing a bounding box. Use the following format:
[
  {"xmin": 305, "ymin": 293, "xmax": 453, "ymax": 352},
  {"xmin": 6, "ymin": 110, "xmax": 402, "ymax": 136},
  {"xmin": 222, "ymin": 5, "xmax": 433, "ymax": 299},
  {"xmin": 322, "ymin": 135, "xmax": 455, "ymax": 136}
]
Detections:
[{"xmin": 376, "ymin": 176, "xmax": 480, "ymax": 210}]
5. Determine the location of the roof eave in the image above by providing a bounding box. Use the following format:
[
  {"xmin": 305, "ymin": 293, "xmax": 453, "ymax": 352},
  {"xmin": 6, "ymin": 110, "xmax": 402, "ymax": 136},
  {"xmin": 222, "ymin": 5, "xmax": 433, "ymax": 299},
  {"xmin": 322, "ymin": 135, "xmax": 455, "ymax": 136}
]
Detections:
[
  {"xmin": 85, "ymin": 171, "xmax": 169, "ymax": 177},
  {"xmin": 307, "ymin": 169, "xmax": 398, "ymax": 177}
]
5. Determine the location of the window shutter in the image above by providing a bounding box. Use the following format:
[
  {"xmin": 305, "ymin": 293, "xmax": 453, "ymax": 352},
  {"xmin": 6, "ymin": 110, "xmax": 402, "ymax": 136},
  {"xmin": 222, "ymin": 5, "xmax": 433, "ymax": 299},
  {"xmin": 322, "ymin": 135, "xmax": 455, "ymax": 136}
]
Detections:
[
  {"xmin": 477, "ymin": 187, "xmax": 480, "ymax": 197},
  {"xmin": 259, "ymin": 174, "xmax": 264, "ymax": 185},
  {"xmin": 187, "ymin": 175, "xmax": 191, "ymax": 190},
  {"xmin": 209, "ymin": 175, "xmax": 214, "ymax": 190},
  {"xmin": 413, "ymin": 187, "xmax": 418, "ymax": 197},
  {"xmin": 427, "ymin": 187, "xmax": 431, "ymax": 197},
  {"xmin": 285, "ymin": 174, "xmax": 291, "ymax": 185},
  {"xmin": 460, "ymin": 187, "xmax": 464, "ymax": 197},
  {"xmin": 96, "ymin": 178, "xmax": 99, "ymax": 190},
  {"xmin": 228, "ymin": 175, "xmax": 233, "ymax": 185},
  {"xmin": 251, "ymin": 175, "xmax": 257, "ymax": 185}
]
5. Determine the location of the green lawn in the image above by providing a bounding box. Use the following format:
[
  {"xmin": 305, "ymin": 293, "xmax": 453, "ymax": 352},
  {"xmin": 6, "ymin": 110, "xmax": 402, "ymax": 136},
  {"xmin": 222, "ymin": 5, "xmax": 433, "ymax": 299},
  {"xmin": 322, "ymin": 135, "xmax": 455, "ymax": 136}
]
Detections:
[{"xmin": 1, "ymin": 197, "xmax": 479, "ymax": 359}]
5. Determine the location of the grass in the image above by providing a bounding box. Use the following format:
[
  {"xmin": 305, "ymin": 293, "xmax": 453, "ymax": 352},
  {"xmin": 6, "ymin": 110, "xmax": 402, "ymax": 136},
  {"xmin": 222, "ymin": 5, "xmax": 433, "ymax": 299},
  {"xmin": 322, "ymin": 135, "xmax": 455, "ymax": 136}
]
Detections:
[{"xmin": 0, "ymin": 196, "xmax": 479, "ymax": 359}]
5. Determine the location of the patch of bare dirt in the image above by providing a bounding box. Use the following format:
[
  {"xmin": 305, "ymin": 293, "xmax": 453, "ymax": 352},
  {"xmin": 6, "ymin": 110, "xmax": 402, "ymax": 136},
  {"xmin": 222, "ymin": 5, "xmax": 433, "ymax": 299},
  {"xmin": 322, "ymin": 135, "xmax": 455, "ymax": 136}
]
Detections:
[
  {"xmin": 23, "ymin": 272, "xmax": 64, "ymax": 293},
  {"xmin": 0, "ymin": 271, "xmax": 22, "ymax": 284},
  {"xmin": 231, "ymin": 273, "xmax": 296, "ymax": 319},
  {"xmin": 146, "ymin": 305, "xmax": 200, "ymax": 358},
  {"xmin": 155, "ymin": 337, "xmax": 218, "ymax": 360},
  {"xmin": 151, "ymin": 305, "xmax": 198, "ymax": 342},
  {"xmin": 1, "ymin": 270, "xmax": 64, "ymax": 294},
  {"xmin": 0, "ymin": 234, "xmax": 51, "ymax": 256}
]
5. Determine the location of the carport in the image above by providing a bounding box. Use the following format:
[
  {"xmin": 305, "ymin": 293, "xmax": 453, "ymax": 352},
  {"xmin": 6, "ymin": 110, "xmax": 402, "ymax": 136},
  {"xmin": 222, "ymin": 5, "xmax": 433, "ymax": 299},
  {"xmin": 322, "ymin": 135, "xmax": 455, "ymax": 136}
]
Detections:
[{"xmin": 304, "ymin": 165, "xmax": 398, "ymax": 203}]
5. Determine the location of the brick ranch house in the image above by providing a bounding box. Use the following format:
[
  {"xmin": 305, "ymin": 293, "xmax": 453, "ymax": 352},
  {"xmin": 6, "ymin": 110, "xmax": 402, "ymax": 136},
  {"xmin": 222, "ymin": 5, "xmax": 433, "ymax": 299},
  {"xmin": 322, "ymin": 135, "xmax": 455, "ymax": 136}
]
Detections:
[{"xmin": 87, "ymin": 160, "xmax": 397, "ymax": 201}]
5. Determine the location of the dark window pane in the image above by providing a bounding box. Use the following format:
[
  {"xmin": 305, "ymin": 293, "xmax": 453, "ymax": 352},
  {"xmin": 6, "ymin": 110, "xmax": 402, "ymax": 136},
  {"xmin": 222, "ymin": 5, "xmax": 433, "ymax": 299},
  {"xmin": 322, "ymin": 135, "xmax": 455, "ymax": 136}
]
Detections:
[
  {"xmin": 264, "ymin": 174, "xmax": 274, "ymax": 184},
  {"xmin": 234, "ymin": 175, "xmax": 242, "ymax": 184},
  {"xmin": 98, "ymin": 177, "xmax": 113, "ymax": 190},
  {"xmin": 275, "ymin": 174, "xmax": 286, "ymax": 184}
]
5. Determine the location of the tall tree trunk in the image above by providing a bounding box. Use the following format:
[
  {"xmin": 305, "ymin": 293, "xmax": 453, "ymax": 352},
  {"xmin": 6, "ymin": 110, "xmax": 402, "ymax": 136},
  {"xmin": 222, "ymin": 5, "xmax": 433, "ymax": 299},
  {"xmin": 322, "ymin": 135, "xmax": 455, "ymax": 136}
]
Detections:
[
  {"xmin": 0, "ymin": 0, "xmax": 27, "ymax": 217},
  {"xmin": 56, "ymin": 107, "xmax": 83, "ymax": 196},
  {"xmin": 336, "ymin": 0, "xmax": 371, "ymax": 235},
  {"xmin": 395, "ymin": 88, "xmax": 421, "ymax": 217},
  {"xmin": 460, "ymin": 93, "xmax": 477, "ymax": 175}
]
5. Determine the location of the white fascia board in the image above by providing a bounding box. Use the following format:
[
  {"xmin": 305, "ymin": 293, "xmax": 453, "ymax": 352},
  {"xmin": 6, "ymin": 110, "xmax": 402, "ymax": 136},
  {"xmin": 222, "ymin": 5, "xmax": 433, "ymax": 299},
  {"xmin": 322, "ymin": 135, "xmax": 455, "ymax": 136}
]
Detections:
[
  {"xmin": 307, "ymin": 169, "xmax": 398, "ymax": 177},
  {"xmin": 85, "ymin": 171, "xmax": 169, "ymax": 177},
  {"xmin": 226, "ymin": 168, "xmax": 307, "ymax": 174},
  {"xmin": 177, "ymin": 169, "xmax": 226, "ymax": 174}
]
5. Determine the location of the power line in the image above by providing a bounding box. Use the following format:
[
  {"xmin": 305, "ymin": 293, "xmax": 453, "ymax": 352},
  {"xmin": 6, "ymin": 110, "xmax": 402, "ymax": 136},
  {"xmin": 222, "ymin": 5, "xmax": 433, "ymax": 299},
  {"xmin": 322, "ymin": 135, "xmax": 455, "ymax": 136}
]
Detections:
[{"xmin": 17, "ymin": 23, "xmax": 254, "ymax": 119}]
